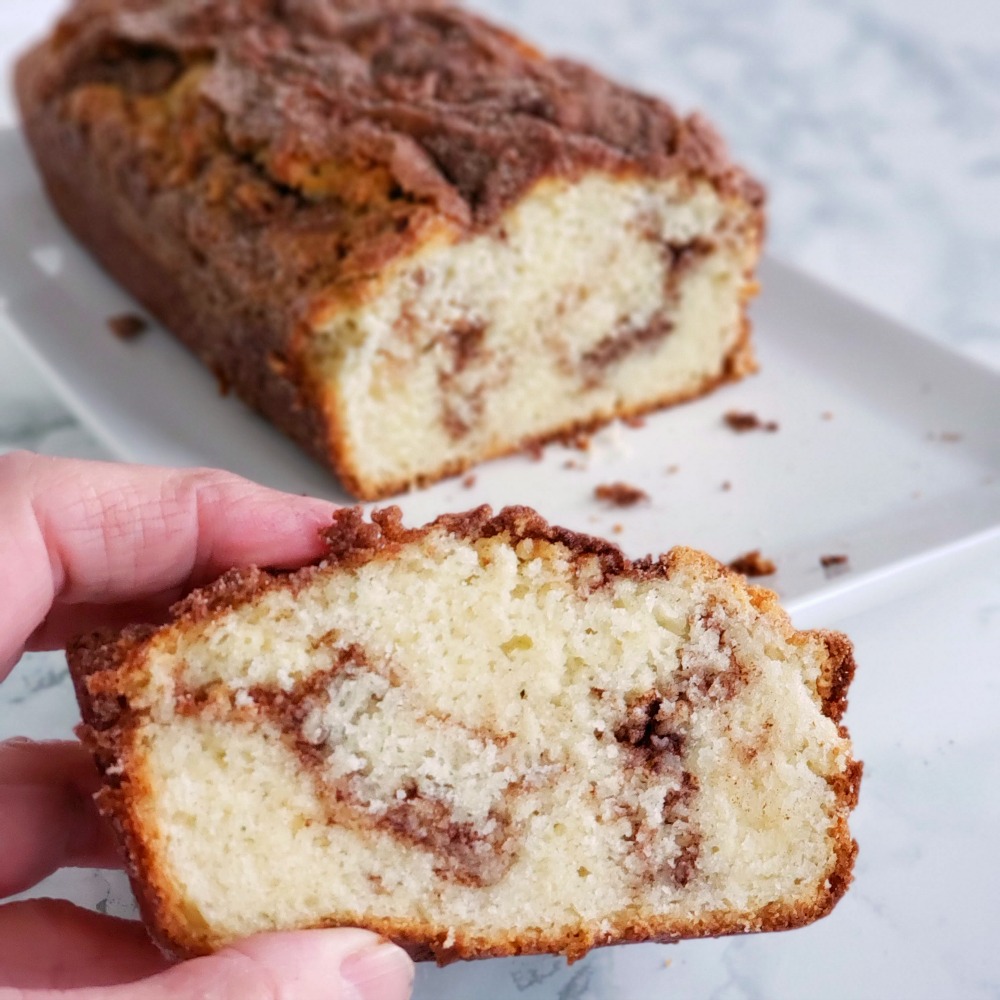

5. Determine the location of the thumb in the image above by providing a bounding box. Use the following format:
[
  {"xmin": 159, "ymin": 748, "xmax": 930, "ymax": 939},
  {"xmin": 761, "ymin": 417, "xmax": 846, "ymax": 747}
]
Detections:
[
  {"xmin": 21, "ymin": 928, "xmax": 415, "ymax": 1000},
  {"xmin": 154, "ymin": 930, "xmax": 415, "ymax": 1000}
]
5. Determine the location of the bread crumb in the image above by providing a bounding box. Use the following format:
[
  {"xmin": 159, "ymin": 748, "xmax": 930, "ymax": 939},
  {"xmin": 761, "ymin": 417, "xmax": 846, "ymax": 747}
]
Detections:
[
  {"xmin": 107, "ymin": 312, "xmax": 149, "ymax": 340},
  {"xmin": 720, "ymin": 480, "xmax": 732, "ymax": 492},
  {"xmin": 622, "ymin": 414, "xmax": 646, "ymax": 428},
  {"xmin": 461, "ymin": 474, "xmax": 477, "ymax": 489},
  {"xmin": 724, "ymin": 411, "xmax": 778, "ymax": 433},
  {"xmin": 665, "ymin": 465, "xmax": 679, "ymax": 475},
  {"xmin": 728, "ymin": 550, "xmax": 777, "ymax": 577},
  {"xmin": 820, "ymin": 554, "xmax": 849, "ymax": 577},
  {"xmin": 612, "ymin": 523, "xmax": 624, "ymax": 534},
  {"xmin": 594, "ymin": 482, "xmax": 649, "ymax": 507}
]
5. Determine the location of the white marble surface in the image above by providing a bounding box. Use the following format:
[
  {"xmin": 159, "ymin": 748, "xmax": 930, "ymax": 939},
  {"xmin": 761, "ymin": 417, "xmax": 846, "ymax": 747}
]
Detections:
[{"xmin": 2, "ymin": 2, "xmax": 1000, "ymax": 998}]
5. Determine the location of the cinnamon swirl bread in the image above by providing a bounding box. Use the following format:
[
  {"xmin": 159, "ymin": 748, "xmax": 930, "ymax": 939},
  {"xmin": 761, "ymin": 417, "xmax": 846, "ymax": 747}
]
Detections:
[
  {"xmin": 68, "ymin": 506, "xmax": 859, "ymax": 963},
  {"xmin": 17, "ymin": 0, "xmax": 764, "ymax": 499}
]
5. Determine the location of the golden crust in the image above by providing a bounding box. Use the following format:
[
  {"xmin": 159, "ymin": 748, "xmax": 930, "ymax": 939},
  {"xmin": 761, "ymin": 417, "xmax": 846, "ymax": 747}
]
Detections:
[{"xmin": 68, "ymin": 506, "xmax": 859, "ymax": 963}]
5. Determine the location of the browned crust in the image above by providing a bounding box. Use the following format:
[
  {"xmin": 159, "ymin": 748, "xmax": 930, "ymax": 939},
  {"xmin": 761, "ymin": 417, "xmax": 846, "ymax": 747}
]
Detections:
[
  {"xmin": 66, "ymin": 505, "xmax": 858, "ymax": 963},
  {"xmin": 21, "ymin": 0, "xmax": 764, "ymax": 227},
  {"xmin": 16, "ymin": 2, "xmax": 765, "ymax": 501},
  {"xmin": 67, "ymin": 625, "xmax": 186, "ymax": 950},
  {"xmin": 16, "ymin": 44, "xmax": 347, "ymax": 488}
]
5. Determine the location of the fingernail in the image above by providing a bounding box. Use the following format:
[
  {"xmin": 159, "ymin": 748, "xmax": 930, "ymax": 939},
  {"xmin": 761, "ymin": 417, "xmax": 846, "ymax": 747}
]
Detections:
[{"xmin": 340, "ymin": 940, "xmax": 414, "ymax": 1000}]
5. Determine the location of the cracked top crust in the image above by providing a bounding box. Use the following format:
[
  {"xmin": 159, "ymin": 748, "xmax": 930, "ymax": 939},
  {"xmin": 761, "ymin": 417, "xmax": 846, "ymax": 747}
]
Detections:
[{"xmin": 29, "ymin": 0, "xmax": 763, "ymax": 232}]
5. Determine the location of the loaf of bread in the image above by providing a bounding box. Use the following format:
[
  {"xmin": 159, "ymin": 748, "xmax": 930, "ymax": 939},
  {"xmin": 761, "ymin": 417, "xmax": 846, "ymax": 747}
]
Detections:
[
  {"xmin": 17, "ymin": 0, "xmax": 764, "ymax": 499},
  {"xmin": 68, "ymin": 506, "xmax": 859, "ymax": 963}
]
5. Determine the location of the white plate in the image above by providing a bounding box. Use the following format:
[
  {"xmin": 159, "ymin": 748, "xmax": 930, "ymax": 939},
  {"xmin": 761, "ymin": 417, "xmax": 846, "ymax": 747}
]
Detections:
[
  {"xmin": 3, "ymin": 124, "xmax": 1000, "ymax": 998},
  {"xmin": 2, "ymin": 128, "xmax": 997, "ymax": 622}
]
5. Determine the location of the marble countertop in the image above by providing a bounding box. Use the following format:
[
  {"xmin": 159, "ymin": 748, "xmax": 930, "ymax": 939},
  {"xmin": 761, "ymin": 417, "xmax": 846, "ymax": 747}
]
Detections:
[{"xmin": 2, "ymin": 2, "xmax": 999, "ymax": 998}]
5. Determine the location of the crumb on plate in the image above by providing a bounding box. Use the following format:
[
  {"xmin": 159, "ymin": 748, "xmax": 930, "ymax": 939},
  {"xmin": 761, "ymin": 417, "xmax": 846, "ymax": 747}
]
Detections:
[
  {"xmin": 594, "ymin": 482, "xmax": 650, "ymax": 507},
  {"xmin": 724, "ymin": 410, "xmax": 778, "ymax": 433},
  {"xmin": 728, "ymin": 550, "xmax": 777, "ymax": 577}
]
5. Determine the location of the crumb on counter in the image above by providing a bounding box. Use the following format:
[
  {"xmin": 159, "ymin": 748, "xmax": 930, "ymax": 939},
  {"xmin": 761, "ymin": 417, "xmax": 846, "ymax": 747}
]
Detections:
[
  {"xmin": 594, "ymin": 482, "xmax": 650, "ymax": 507},
  {"xmin": 461, "ymin": 474, "xmax": 477, "ymax": 489},
  {"xmin": 728, "ymin": 550, "xmax": 777, "ymax": 577}
]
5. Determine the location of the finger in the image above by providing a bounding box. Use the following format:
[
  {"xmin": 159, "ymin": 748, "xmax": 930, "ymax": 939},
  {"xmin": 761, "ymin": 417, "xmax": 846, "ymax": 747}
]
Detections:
[
  {"xmin": 0, "ymin": 899, "xmax": 167, "ymax": 990},
  {"xmin": 5, "ymin": 926, "xmax": 415, "ymax": 1000},
  {"xmin": 144, "ymin": 930, "xmax": 415, "ymax": 1000},
  {"xmin": 0, "ymin": 740, "xmax": 121, "ymax": 898},
  {"xmin": 0, "ymin": 451, "xmax": 338, "ymax": 671}
]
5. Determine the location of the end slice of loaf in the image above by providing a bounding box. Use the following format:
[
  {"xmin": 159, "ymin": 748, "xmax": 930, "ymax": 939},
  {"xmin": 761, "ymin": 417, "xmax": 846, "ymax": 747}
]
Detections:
[
  {"xmin": 68, "ymin": 506, "xmax": 859, "ymax": 963},
  {"xmin": 17, "ymin": 0, "xmax": 764, "ymax": 499}
]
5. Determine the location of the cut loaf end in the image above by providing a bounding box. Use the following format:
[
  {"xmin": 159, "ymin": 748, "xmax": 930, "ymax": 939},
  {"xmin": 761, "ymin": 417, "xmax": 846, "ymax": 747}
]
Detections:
[{"xmin": 309, "ymin": 169, "xmax": 762, "ymax": 498}]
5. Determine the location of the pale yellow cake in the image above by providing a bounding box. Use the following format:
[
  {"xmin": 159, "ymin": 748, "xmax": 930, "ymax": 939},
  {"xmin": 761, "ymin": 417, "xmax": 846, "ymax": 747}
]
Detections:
[{"xmin": 69, "ymin": 506, "xmax": 859, "ymax": 962}]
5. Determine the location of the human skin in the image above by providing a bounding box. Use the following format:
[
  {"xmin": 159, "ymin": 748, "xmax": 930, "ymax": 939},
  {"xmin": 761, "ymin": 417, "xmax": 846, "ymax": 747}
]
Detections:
[{"xmin": 0, "ymin": 451, "xmax": 415, "ymax": 1000}]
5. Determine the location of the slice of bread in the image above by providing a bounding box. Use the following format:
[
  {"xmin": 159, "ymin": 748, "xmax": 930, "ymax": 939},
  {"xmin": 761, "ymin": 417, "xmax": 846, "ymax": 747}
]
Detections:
[{"xmin": 68, "ymin": 506, "xmax": 859, "ymax": 963}]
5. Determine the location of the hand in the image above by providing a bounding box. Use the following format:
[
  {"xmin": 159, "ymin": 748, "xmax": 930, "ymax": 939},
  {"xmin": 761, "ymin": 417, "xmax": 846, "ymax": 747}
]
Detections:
[{"xmin": 0, "ymin": 452, "xmax": 415, "ymax": 999}]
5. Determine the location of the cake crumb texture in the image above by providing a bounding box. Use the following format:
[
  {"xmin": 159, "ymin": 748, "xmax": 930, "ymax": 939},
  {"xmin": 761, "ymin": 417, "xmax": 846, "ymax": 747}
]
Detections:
[{"xmin": 68, "ymin": 505, "xmax": 860, "ymax": 964}]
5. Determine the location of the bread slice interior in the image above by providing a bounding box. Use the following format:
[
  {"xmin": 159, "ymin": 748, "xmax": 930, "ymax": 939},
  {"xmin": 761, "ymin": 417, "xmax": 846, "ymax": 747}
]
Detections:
[{"xmin": 71, "ymin": 506, "xmax": 859, "ymax": 961}]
